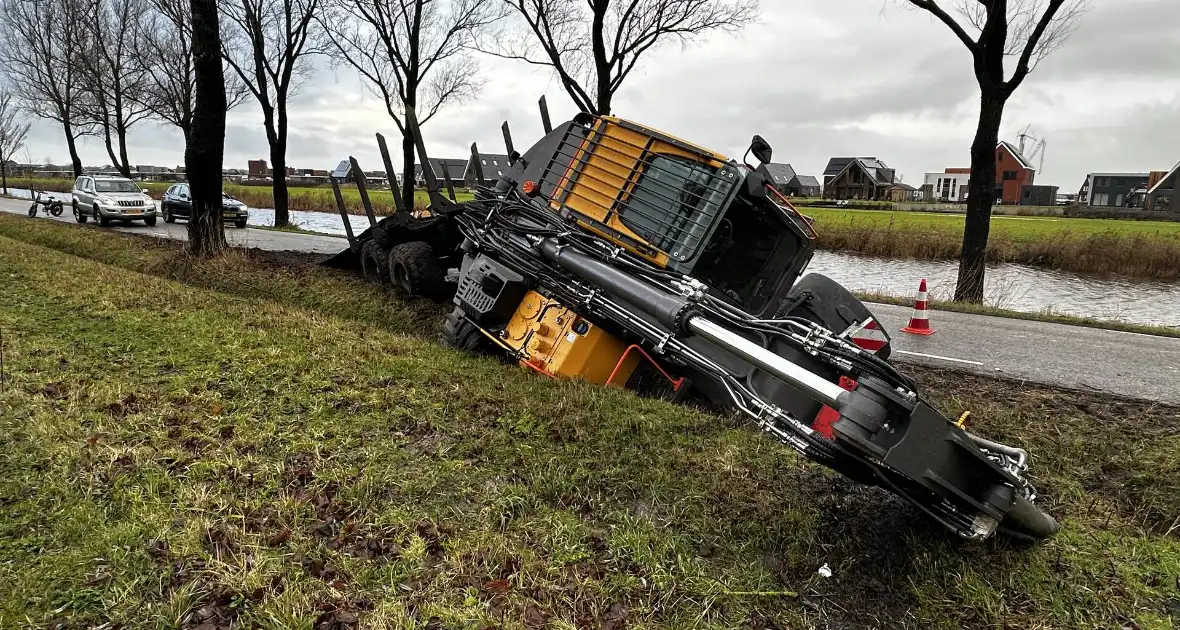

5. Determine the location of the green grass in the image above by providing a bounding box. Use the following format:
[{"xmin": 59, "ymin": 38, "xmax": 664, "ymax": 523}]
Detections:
[
  {"xmin": 803, "ymin": 207, "xmax": 1180, "ymax": 278},
  {"xmin": 1, "ymin": 215, "xmax": 1179, "ymax": 628},
  {"xmin": 858, "ymin": 292, "xmax": 1180, "ymax": 338},
  {"xmin": 802, "ymin": 207, "xmax": 1180, "ymax": 241}
]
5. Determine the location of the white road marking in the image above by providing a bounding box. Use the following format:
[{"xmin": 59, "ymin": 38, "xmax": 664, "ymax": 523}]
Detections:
[{"xmin": 895, "ymin": 350, "xmax": 984, "ymax": 366}]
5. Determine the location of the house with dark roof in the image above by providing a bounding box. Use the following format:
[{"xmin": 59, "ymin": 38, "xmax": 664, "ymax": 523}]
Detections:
[
  {"xmin": 416, "ymin": 158, "xmax": 469, "ymax": 187},
  {"xmin": 762, "ymin": 162, "xmax": 822, "ymax": 197},
  {"xmin": 790, "ymin": 175, "xmax": 821, "ymax": 197},
  {"xmin": 1078, "ymin": 172, "xmax": 1150, "ymax": 207},
  {"xmin": 464, "ymin": 153, "xmax": 513, "ymax": 188},
  {"xmin": 885, "ymin": 181, "xmax": 919, "ymax": 202},
  {"xmin": 762, "ymin": 163, "xmax": 796, "ymax": 189},
  {"xmin": 822, "ymin": 157, "xmax": 897, "ymax": 200},
  {"xmin": 995, "ymin": 141, "xmax": 1036, "ymax": 204}
]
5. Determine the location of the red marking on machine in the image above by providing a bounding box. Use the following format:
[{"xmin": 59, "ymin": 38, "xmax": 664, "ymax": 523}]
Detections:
[{"xmin": 812, "ymin": 376, "xmax": 859, "ymax": 439}]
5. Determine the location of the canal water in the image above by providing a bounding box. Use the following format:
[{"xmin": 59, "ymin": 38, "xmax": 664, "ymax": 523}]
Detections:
[{"xmin": 11, "ymin": 188, "xmax": 1179, "ymax": 328}]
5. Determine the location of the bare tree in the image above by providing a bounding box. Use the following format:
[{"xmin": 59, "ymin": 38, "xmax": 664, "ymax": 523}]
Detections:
[
  {"xmin": 906, "ymin": 0, "xmax": 1086, "ymax": 302},
  {"xmin": 136, "ymin": 0, "xmax": 248, "ymax": 142},
  {"xmin": 0, "ymin": 89, "xmax": 32, "ymax": 194},
  {"xmin": 78, "ymin": 0, "xmax": 154, "ymax": 177},
  {"xmin": 0, "ymin": 0, "xmax": 93, "ymax": 177},
  {"xmin": 220, "ymin": 0, "xmax": 320, "ymax": 228},
  {"xmin": 320, "ymin": 0, "xmax": 501, "ymax": 207},
  {"xmin": 187, "ymin": 0, "xmax": 229, "ymax": 254},
  {"xmin": 488, "ymin": 0, "xmax": 756, "ymax": 115}
]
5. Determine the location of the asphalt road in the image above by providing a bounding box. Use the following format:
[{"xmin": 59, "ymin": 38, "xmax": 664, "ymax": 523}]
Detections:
[
  {"xmin": 6, "ymin": 195, "xmax": 1180, "ymax": 405},
  {"xmin": 1, "ymin": 195, "xmax": 348, "ymax": 254}
]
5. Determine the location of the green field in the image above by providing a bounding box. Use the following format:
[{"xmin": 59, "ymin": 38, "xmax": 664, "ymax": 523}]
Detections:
[
  {"xmin": 803, "ymin": 207, "xmax": 1180, "ymax": 278},
  {"xmin": 801, "ymin": 207, "xmax": 1180, "ymax": 240},
  {"xmin": 1, "ymin": 214, "xmax": 1178, "ymax": 628}
]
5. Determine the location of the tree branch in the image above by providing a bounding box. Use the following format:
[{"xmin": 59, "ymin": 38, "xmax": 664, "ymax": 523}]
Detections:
[{"xmin": 906, "ymin": 0, "xmax": 979, "ymax": 52}]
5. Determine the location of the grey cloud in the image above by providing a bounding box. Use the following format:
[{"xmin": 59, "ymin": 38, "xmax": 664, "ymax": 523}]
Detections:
[{"xmin": 11, "ymin": 0, "xmax": 1179, "ymax": 192}]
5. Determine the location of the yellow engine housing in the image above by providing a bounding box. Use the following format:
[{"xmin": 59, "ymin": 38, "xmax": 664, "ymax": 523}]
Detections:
[{"xmin": 503, "ymin": 291, "xmax": 639, "ymax": 386}]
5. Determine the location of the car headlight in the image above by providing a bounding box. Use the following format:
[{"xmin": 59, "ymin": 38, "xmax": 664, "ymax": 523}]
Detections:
[{"xmin": 98, "ymin": 195, "xmax": 114, "ymax": 204}]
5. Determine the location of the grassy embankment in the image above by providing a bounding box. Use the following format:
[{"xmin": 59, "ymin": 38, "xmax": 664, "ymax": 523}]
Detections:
[
  {"xmin": 803, "ymin": 207, "xmax": 1180, "ymax": 278},
  {"xmin": 1, "ymin": 213, "xmax": 1179, "ymax": 629},
  {"xmin": 8, "ymin": 177, "xmax": 474, "ymax": 216}
]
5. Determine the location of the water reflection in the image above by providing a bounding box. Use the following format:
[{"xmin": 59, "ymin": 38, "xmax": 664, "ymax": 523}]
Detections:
[{"xmin": 807, "ymin": 250, "xmax": 1180, "ymax": 328}]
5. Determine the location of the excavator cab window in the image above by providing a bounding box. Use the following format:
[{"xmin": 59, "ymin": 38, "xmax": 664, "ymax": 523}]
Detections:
[
  {"xmin": 618, "ymin": 154, "xmax": 727, "ymax": 257},
  {"xmin": 692, "ymin": 193, "xmax": 811, "ymax": 314}
]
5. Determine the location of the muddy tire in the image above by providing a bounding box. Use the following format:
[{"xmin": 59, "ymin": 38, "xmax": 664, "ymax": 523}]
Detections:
[
  {"xmin": 361, "ymin": 240, "xmax": 390, "ymax": 285},
  {"xmin": 388, "ymin": 241, "xmax": 448, "ymax": 301},
  {"xmin": 440, "ymin": 306, "xmax": 495, "ymax": 355}
]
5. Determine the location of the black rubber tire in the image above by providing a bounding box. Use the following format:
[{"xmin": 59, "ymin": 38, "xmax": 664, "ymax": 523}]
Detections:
[
  {"xmin": 163, "ymin": 206, "xmax": 175, "ymax": 223},
  {"xmin": 360, "ymin": 240, "xmax": 390, "ymax": 286},
  {"xmin": 439, "ymin": 306, "xmax": 496, "ymax": 355},
  {"xmin": 27, "ymin": 203, "xmax": 36, "ymax": 217},
  {"xmin": 234, "ymin": 219, "xmax": 247, "ymax": 229},
  {"xmin": 73, "ymin": 201, "xmax": 87, "ymax": 223},
  {"xmin": 96, "ymin": 205, "xmax": 111, "ymax": 227},
  {"xmin": 144, "ymin": 216, "xmax": 157, "ymax": 227},
  {"xmin": 49, "ymin": 202, "xmax": 64, "ymax": 217},
  {"xmin": 999, "ymin": 495, "xmax": 1061, "ymax": 541},
  {"xmin": 388, "ymin": 241, "xmax": 448, "ymax": 301}
]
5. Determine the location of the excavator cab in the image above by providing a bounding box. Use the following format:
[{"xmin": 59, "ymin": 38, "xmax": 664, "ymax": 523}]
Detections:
[{"xmin": 504, "ymin": 115, "xmax": 817, "ymax": 318}]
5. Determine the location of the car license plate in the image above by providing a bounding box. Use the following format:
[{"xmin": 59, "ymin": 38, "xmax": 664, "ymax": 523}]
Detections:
[{"xmin": 125, "ymin": 210, "xmax": 142, "ymax": 215}]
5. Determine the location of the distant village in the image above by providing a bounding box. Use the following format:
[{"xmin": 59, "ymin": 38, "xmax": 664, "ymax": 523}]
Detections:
[{"xmin": 5, "ymin": 140, "xmax": 1176, "ymax": 212}]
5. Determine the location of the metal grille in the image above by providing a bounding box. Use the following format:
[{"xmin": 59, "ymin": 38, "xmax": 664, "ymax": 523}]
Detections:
[
  {"xmin": 538, "ymin": 119, "xmax": 739, "ymax": 262},
  {"xmin": 117, "ymin": 200, "xmax": 145, "ymax": 207}
]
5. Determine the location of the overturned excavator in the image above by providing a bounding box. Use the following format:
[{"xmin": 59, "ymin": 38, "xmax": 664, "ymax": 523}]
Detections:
[{"xmin": 325, "ymin": 105, "xmax": 1059, "ymax": 541}]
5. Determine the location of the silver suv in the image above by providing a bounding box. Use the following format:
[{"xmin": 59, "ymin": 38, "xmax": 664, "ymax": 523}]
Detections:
[{"xmin": 71, "ymin": 175, "xmax": 158, "ymax": 227}]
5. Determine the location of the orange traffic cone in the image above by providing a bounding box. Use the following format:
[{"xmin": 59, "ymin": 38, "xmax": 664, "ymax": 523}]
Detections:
[{"xmin": 901, "ymin": 278, "xmax": 937, "ymax": 335}]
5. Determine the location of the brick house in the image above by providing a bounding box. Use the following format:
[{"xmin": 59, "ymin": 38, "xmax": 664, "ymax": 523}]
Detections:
[
  {"xmin": 247, "ymin": 159, "xmax": 268, "ymax": 178},
  {"xmin": 995, "ymin": 141, "xmax": 1035, "ymax": 204},
  {"xmin": 822, "ymin": 157, "xmax": 896, "ymax": 200}
]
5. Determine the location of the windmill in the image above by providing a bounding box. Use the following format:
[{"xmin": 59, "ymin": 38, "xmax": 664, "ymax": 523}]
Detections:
[{"xmin": 1018, "ymin": 125, "xmax": 1047, "ymax": 174}]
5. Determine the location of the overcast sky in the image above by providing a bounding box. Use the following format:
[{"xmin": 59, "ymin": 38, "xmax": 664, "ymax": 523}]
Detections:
[{"xmin": 15, "ymin": 0, "xmax": 1180, "ymax": 191}]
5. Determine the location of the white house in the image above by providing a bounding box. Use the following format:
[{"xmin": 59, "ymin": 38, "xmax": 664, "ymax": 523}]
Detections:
[{"xmin": 922, "ymin": 171, "xmax": 970, "ymax": 202}]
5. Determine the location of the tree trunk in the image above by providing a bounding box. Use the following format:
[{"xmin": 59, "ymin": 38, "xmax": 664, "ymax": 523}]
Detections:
[
  {"xmin": 401, "ymin": 123, "xmax": 416, "ymax": 211},
  {"xmin": 100, "ymin": 119, "xmax": 122, "ymax": 172},
  {"xmin": 185, "ymin": 0, "xmax": 228, "ymax": 256},
  {"xmin": 64, "ymin": 124, "xmax": 83, "ymax": 178},
  {"xmin": 955, "ymin": 90, "xmax": 1006, "ymax": 303},
  {"xmin": 116, "ymin": 124, "xmax": 132, "ymax": 177},
  {"xmin": 270, "ymin": 140, "xmax": 289, "ymax": 227},
  {"xmin": 2, "ymin": 162, "xmax": 7, "ymax": 195},
  {"xmin": 590, "ymin": 0, "xmax": 610, "ymax": 115}
]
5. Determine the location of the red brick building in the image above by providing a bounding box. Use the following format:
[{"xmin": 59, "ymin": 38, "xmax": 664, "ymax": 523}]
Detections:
[{"xmin": 994, "ymin": 141, "xmax": 1036, "ymax": 204}]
